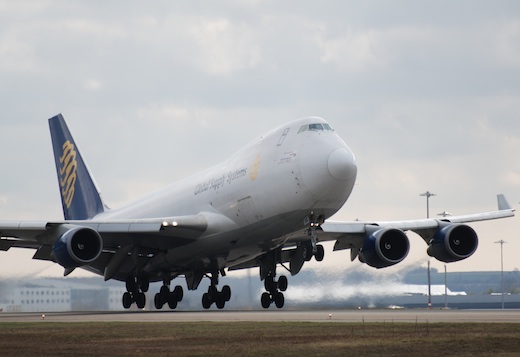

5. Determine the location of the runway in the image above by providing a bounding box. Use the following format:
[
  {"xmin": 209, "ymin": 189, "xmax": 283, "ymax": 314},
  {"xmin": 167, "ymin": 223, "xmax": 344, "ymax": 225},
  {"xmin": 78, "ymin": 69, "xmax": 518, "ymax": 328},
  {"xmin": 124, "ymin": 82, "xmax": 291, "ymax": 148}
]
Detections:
[{"xmin": 1, "ymin": 309, "xmax": 520, "ymax": 323}]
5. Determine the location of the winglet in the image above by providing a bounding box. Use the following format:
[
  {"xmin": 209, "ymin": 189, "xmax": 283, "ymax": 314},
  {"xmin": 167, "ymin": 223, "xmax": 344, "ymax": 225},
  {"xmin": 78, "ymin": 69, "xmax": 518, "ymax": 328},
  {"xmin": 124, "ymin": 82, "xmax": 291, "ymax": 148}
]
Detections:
[
  {"xmin": 49, "ymin": 114, "xmax": 106, "ymax": 220},
  {"xmin": 497, "ymin": 194, "xmax": 514, "ymax": 211}
]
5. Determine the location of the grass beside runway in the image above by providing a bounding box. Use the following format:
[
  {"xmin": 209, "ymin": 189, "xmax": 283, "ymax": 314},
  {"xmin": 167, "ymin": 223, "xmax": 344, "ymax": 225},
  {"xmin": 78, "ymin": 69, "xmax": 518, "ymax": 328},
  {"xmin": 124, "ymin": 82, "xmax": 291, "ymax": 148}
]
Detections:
[{"xmin": 0, "ymin": 321, "xmax": 519, "ymax": 356}]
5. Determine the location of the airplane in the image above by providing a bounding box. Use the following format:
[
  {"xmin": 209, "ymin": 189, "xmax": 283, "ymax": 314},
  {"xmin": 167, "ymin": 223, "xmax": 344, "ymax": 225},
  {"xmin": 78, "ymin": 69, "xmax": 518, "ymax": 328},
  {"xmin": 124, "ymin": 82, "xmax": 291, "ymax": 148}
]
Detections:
[{"xmin": 0, "ymin": 114, "xmax": 515, "ymax": 310}]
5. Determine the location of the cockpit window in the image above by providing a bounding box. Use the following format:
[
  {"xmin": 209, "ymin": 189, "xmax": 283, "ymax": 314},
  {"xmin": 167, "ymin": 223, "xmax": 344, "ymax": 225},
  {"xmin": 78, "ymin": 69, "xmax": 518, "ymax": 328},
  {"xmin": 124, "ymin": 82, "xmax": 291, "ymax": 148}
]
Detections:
[{"xmin": 298, "ymin": 123, "xmax": 334, "ymax": 133}]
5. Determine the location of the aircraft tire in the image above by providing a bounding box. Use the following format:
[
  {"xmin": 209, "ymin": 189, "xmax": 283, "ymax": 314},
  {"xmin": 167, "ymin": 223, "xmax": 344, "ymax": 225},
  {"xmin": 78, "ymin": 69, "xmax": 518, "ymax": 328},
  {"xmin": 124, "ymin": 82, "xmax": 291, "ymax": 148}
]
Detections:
[
  {"xmin": 135, "ymin": 292, "xmax": 146, "ymax": 309},
  {"xmin": 222, "ymin": 285, "xmax": 231, "ymax": 301},
  {"xmin": 278, "ymin": 276, "xmax": 288, "ymax": 292},
  {"xmin": 274, "ymin": 292, "xmax": 284, "ymax": 308},
  {"xmin": 154, "ymin": 293, "xmax": 164, "ymax": 309},
  {"xmin": 122, "ymin": 292, "xmax": 132, "ymax": 309},
  {"xmin": 137, "ymin": 274, "xmax": 150, "ymax": 292},
  {"xmin": 215, "ymin": 293, "xmax": 225, "ymax": 309},
  {"xmin": 202, "ymin": 293, "xmax": 212, "ymax": 309},
  {"xmin": 264, "ymin": 276, "xmax": 275, "ymax": 292},
  {"xmin": 167, "ymin": 293, "xmax": 178, "ymax": 309},
  {"xmin": 315, "ymin": 245, "xmax": 325, "ymax": 261},
  {"xmin": 173, "ymin": 285, "xmax": 184, "ymax": 301},
  {"xmin": 261, "ymin": 292, "xmax": 271, "ymax": 309},
  {"xmin": 125, "ymin": 276, "xmax": 137, "ymax": 293}
]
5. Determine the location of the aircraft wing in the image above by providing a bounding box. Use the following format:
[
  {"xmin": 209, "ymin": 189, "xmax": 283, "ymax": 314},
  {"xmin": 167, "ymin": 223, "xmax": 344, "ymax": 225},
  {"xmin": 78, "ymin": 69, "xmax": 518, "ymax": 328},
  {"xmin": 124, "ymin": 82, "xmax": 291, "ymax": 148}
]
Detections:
[
  {"xmin": 319, "ymin": 194, "xmax": 514, "ymax": 250},
  {"xmin": 230, "ymin": 194, "xmax": 515, "ymax": 273},
  {"xmin": 0, "ymin": 213, "xmax": 208, "ymax": 250},
  {"xmin": 0, "ymin": 213, "xmax": 210, "ymax": 279}
]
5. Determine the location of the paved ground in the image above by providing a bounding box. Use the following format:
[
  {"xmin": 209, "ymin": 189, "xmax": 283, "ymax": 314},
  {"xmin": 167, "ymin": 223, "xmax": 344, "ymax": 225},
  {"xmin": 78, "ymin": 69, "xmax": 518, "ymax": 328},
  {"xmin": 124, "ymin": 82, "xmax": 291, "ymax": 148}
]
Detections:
[{"xmin": 1, "ymin": 309, "xmax": 520, "ymax": 323}]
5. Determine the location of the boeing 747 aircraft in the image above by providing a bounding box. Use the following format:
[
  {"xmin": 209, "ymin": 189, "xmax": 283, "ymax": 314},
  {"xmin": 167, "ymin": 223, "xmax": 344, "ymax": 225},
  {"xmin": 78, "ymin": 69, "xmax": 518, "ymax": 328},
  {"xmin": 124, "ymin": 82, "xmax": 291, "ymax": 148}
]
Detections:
[{"xmin": 0, "ymin": 115, "xmax": 515, "ymax": 309}]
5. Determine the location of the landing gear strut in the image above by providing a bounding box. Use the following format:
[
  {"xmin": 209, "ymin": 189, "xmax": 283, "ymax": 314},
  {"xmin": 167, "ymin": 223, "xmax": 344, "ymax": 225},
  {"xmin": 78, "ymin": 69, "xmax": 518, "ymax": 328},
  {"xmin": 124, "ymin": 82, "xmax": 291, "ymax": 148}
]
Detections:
[
  {"xmin": 259, "ymin": 249, "xmax": 288, "ymax": 309},
  {"xmin": 154, "ymin": 275, "xmax": 184, "ymax": 310},
  {"xmin": 202, "ymin": 271, "xmax": 231, "ymax": 309},
  {"xmin": 305, "ymin": 214, "xmax": 325, "ymax": 262},
  {"xmin": 122, "ymin": 273, "xmax": 149, "ymax": 309}
]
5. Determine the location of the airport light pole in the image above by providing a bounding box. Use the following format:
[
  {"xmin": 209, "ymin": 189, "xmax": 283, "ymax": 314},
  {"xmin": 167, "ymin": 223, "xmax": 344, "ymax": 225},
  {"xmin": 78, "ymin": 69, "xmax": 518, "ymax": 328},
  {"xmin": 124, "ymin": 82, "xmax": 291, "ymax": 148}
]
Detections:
[
  {"xmin": 495, "ymin": 239, "xmax": 507, "ymax": 309},
  {"xmin": 420, "ymin": 191, "xmax": 436, "ymax": 309},
  {"xmin": 420, "ymin": 191, "xmax": 436, "ymax": 219},
  {"xmin": 438, "ymin": 211, "xmax": 451, "ymax": 309}
]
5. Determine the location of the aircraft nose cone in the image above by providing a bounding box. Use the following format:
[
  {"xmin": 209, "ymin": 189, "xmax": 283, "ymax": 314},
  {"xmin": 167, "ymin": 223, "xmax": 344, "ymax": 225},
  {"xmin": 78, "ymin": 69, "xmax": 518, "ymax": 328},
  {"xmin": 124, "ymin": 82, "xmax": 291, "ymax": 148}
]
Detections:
[{"xmin": 328, "ymin": 148, "xmax": 357, "ymax": 181}]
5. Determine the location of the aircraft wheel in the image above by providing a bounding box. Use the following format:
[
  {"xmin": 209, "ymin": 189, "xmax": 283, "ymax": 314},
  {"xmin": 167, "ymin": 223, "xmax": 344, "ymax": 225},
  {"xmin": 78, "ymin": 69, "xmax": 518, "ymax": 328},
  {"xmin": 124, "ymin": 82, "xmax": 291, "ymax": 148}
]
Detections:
[
  {"xmin": 167, "ymin": 293, "xmax": 178, "ymax": 309},
  {"xmin": 202, "ymin": 293, "xmax": 212, "ymax": 309},
  {"xmin": 264, "ymin": 276, "xmax": 275, "ymax": 292},
  {"xmin": 274, "ymin": 292, "xmax": 285, "ymax": 308},
  {"xmin": 173, "ymin": 285, "xmax": 184, "ymax": 301},
  {"xmin": 122, "ymin": 292, "xmax": 132, "ymax": 309},
  {"xmin": 160, "ymin": 285, "xmax": 169, "ymax": 297},
  {"xmin": 138, "ymin": 274, "xmax": 150, "ymax": 292},
  {"xmin": 278, "ymin": 276, "xmax": 288, "ymax": 292},
  {"xmin": 222, "ymin": 285, "xmax": 231, "ymax": 301},
  {"xmin": 315, "ymin": 245, "xmax": 325, "ymax": 262},
  {"xmin": 154, "ymin": 293, "xmax": 164, "ymax": 309},
  {"xmin": 135, "ymin": 292, "xmax": 146, "ymax": 309},
  {"xmin": 215, "ymin": 293, "xmax": 225, "ymax": 309},
  {"xmin": 125, "ymin": 276, "xmax": 137, "ymax": 293},
  {"xmin": 303, "ymin": 243, "xmax": 313, "ymax": 261},
  {"xmin": 261, "ymin": 292, "xmax": 271, "ymax": 309}
]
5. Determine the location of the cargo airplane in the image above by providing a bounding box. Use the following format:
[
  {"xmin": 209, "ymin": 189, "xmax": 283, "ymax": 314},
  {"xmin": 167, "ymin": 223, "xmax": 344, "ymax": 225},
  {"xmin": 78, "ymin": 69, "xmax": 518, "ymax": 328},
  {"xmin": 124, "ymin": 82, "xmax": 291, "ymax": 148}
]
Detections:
[{"xmin": 0, "ymin": 114, "xmax": 514, "ymax": 309}]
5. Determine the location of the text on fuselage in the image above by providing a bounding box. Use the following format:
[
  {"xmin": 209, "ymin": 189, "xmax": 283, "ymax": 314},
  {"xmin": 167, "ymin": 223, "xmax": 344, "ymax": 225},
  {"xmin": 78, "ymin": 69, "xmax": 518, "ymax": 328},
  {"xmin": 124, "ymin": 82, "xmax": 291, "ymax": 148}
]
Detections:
[{"xmin": 194, "ymin": 168, "xmax": 248, "ymax": 195}]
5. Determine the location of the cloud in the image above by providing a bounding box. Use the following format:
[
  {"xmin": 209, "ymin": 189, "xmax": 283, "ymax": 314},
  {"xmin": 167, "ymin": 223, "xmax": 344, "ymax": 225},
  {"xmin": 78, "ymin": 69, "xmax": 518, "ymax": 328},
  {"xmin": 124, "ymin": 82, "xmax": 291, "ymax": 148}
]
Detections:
[{"xmin": 0, "ymin": 1, "xmax": 518, "ymax": 278}]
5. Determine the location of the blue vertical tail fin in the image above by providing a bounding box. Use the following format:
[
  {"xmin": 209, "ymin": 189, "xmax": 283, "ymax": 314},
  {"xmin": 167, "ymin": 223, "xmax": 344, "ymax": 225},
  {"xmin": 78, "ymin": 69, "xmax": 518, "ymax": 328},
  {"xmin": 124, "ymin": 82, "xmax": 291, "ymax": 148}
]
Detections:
[{"xmin": 49, "ymin": 114, "xmax": 105, "ymax": 220}]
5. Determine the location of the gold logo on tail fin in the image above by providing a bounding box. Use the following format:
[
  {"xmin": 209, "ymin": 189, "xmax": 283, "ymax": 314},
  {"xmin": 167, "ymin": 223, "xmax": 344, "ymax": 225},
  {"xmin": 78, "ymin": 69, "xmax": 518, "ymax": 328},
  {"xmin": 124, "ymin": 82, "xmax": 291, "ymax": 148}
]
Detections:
[{"xmin": 59, "ymin": 140, "xmax": 77, "ymax": 209}]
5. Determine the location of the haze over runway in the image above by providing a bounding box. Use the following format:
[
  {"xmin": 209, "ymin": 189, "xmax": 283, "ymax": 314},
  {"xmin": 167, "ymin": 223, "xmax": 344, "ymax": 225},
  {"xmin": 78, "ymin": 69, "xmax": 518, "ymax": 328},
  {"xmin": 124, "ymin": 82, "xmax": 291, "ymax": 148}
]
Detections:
[{"xmin": 0, "ymin": 1, "xmax": 519, "ymax": 282}]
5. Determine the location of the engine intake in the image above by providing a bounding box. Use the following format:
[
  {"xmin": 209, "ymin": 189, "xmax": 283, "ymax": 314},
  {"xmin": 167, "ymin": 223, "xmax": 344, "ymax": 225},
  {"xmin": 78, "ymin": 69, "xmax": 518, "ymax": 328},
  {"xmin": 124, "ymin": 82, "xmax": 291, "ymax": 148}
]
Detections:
[
  {"xmin": 52, "ymin": 226, "xmax": 103, "ymax": 269},
  {"xmin": 427, "ymin": 224, "xmax": 478, "ymax": 263},
  {"xmin": 359, "ymin": 228, "xmax": 410, "ymax": 268}
]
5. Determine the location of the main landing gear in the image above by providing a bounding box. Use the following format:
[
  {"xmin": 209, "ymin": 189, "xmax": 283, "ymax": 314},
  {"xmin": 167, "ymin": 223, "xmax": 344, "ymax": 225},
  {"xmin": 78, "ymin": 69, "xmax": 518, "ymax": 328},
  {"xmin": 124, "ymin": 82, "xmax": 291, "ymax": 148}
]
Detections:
[
  {"xmin": 122, "ymin": 273, "xmax": 149, "ymax": 309},
  {"xmin": 154, "ymin": 276, "xmax": 184, "ymax": 310},
  {"xmin": 259, "ymin": 249, "xmax": 288, "ymax": 309},
  {"xmin": 121, "ymin": 272, "xmax": 184, "ymax": 310},
  {"xmin": 202, "ymin": 271, "xmax": 231, "ymax": 309},
  {"xmin": 261, "ymin": 273, "xmax": 288, "ymax": 308}
]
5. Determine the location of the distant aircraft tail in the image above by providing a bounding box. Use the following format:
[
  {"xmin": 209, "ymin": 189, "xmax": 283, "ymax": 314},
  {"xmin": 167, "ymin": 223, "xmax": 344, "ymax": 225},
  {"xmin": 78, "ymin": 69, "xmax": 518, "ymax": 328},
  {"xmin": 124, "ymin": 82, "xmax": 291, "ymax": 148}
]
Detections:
[{"xmin": 49, "ymin": 114, "xmax": 105, "ymax": 220}]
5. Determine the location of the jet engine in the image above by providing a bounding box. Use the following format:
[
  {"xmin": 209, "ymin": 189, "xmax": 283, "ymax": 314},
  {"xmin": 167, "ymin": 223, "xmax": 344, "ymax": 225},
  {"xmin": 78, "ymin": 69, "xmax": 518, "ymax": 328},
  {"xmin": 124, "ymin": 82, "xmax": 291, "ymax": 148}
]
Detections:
[
  {"xmin": 359, "ymin": 228, "xmax": 410, "ymax": 268},
  {"xmin": 52, "ymin": 226, "xmax": 103, "ymax": 269},
  {"xmin": 427, "ymin": 223, "xmax": 478, "ymax": 263}
]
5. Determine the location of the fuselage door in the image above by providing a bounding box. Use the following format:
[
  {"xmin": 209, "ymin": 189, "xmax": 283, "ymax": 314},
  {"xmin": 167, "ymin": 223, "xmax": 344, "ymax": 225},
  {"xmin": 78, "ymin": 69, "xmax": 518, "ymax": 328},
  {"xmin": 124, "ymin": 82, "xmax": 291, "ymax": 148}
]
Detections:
[{"xmin": 277, "ymin": 128, "xmax": 290, "ymax": 146}]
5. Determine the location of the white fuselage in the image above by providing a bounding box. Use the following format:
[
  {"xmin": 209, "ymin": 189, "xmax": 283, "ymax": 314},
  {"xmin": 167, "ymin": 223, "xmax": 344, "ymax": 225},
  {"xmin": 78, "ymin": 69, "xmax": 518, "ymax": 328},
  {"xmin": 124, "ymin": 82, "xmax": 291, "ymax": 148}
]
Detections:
[{"xmin": 96, "ymin": 117, "xmax": 357, "ymax": 274}]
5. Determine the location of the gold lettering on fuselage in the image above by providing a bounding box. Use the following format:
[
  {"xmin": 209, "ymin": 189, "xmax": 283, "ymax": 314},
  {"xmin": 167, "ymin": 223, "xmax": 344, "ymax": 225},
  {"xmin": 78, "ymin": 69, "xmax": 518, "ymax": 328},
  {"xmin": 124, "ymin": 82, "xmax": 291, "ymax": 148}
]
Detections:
[
  {"xmin": 59, "ymin": 140, "xmax": 77, "ymax": 208},
  {"xmin": 249, "ymin": 154, "xmax": 261, "ymax": 181}
]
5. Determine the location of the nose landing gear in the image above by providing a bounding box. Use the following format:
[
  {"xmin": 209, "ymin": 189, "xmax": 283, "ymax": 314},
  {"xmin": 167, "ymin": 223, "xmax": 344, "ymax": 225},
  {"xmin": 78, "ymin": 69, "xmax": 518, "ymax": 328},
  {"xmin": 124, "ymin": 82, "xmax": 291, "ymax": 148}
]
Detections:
[{"xmin": 305, "ymin": 214, "xmax": 325, "ymax": 261}]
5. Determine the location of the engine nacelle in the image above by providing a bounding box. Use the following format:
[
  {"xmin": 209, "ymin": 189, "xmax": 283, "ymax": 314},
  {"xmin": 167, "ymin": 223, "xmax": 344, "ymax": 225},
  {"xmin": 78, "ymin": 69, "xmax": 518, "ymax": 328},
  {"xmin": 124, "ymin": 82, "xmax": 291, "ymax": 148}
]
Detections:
[
  {"xmin": 427, "ymin": 223, "xmax": 478, "ymax": 263},
  {"xmin": 52, "ymin": 226, "xmax": 103, "ymax": 269},
  {"xmin": 359, "ymin": 228, "xmax": 410, "ymax": 268}
]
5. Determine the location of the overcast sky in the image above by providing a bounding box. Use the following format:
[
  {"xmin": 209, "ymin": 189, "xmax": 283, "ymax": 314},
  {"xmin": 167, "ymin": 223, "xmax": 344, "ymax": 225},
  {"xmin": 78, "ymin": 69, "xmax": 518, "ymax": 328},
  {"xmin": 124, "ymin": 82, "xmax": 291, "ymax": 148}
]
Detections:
[{"xmin": 0, "ymin": 1, "xmax": 519, "ymax": 280}]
